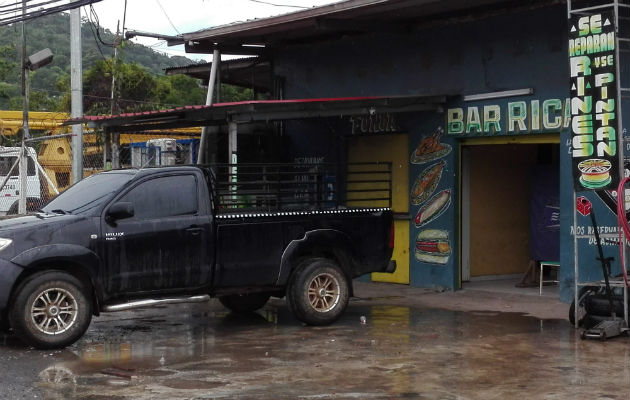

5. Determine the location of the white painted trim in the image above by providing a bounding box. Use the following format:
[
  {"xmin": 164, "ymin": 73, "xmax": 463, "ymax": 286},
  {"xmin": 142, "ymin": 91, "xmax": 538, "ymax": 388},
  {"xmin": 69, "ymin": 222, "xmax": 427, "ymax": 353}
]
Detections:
[{"xmin": 461, "ymin": 147, "xmax": 470, "ymax": 282}]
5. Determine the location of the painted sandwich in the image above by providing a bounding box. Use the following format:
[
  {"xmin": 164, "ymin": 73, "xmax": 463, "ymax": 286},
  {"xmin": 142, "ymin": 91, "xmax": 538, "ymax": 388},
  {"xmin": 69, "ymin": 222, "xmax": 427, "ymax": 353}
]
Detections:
[
  {"xmin": 411, "ymin": 160, "xmax": 445, "ymax": 205},
  {"xmin": 415, "ymin": 229, "xmax": 451, "ymax": 265},
  {"xmin": 414, "ymin": 189, "xmax": 451, "ymax": 227}
]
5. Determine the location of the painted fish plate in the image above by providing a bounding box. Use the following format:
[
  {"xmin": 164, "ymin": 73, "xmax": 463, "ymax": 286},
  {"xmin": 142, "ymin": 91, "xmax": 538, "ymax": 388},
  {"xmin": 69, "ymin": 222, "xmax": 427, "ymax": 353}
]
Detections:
[{"xmin": 411, "ymin": 160, "xmax": 446, "ymax": 205}]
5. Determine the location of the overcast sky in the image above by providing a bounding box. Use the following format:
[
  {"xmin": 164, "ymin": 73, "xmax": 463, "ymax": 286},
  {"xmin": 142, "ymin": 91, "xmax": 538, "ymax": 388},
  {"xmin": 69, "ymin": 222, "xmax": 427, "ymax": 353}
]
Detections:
[{"xmin": 88, "ymin": 0, "xmax": 339, "ymax": 61}]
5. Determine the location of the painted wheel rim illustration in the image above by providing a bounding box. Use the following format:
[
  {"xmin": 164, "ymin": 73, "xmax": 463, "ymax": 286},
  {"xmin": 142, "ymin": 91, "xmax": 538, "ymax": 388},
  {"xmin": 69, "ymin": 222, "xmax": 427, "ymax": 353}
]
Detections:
[{"xmin": 578, "ymin": 159, "xmax": 612, "ymax": 189}]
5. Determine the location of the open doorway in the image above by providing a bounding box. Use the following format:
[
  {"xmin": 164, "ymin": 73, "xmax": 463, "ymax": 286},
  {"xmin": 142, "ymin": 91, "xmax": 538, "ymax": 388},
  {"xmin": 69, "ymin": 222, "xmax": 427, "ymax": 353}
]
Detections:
[{"xmin": 461, "ymin": 142, "xmax": 559, "ymax": 287}]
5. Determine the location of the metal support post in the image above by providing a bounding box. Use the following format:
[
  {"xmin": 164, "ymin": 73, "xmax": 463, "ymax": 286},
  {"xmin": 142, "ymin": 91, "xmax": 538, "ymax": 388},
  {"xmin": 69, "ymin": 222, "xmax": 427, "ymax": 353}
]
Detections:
[
  {"xmin": 111, "ymin": 21, "xmax": 120, "ymax": 169},
  {"xmin": 198, "ymin": 48, "xmax": 220, "ymax": 164},
  {"xmin": 70, "ymin": 7, "xmax": 83, "ymax": 184}
]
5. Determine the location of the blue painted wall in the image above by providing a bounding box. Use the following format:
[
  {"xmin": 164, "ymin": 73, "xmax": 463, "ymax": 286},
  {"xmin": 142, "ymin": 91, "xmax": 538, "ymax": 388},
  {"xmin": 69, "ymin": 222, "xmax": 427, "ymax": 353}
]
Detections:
[{"xmin": 272, "ymin": 4, "xmax": 629, "ymax": 301}]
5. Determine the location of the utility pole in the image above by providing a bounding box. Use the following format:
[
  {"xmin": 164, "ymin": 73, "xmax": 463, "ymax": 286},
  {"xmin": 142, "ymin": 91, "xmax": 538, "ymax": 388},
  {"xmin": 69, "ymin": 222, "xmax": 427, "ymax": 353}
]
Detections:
[
  {"xmin": 70, "ymin": 7, "xmax": 83, "ymax": 184},
  {"xmin": 110, "ymin": 20, "xmax": 120, "ymax": 169},
  {"xmin": 18, "ymin": 0, "xmax": 28, "ymax": 215}
]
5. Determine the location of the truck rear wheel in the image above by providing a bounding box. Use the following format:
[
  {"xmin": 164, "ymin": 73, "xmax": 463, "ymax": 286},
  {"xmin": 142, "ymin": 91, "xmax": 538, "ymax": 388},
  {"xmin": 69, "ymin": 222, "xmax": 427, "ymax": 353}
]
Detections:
[
  {"xmin": 287, "ymin": 258, "xmax": 349, "ymax": 326},
  {"xmin": 9, "ymin": 271, "xmax": 92, "ymax": 349},
  {"xmin": 219, "ymin": 292, "xmax": 271, "ymax": 313}
]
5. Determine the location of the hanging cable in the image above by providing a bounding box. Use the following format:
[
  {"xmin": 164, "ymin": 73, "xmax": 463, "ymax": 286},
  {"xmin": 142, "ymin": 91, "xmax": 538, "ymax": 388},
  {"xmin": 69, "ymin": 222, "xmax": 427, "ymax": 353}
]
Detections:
[
  {"xmin": 88, "ymin": 4, "xmax": 115, "ymax": 47},
  {"xmin": 155, "ymin": 0, "xmax": 180, "ymax": 35},
  {"xmin": 245, "ymin": 0, "xmax": 308, "ymax": 9},
  {"xmin": 616, "ymin": 177, "xmax": 630, "ymax": 288},
  {"xmin": 0, "ymin": 0, "xmax": 104, "ymax": 26}
]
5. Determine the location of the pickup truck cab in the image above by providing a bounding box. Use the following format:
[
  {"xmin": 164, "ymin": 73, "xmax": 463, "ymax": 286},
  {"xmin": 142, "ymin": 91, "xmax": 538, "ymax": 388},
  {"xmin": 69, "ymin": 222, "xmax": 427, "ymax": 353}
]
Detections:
[{"xmin": 0, "ymin": 166, "xmax": 395, "ymax": 349}]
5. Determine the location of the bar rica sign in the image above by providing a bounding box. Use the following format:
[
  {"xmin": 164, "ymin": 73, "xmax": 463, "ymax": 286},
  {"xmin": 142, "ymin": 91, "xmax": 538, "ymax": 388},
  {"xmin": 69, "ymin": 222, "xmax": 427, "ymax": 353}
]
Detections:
[{"xmin": 569, "ymin": 12, "xmax": 618, "ymax": 191}]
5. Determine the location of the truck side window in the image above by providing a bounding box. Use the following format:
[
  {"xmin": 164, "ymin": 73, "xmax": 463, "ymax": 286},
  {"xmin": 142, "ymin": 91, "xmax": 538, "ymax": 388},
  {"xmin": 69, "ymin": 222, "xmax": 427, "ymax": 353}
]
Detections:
[
  {"xmin": 119, "ymin": 175, "xmax": 198, "ymax": 219},
  {"xmin": 27, "ymin": 157, "xmax": 35, "ymax": 176},
  {"xmin": 0, "ymin": 157, "xmax": 35, "ymax": 176}
]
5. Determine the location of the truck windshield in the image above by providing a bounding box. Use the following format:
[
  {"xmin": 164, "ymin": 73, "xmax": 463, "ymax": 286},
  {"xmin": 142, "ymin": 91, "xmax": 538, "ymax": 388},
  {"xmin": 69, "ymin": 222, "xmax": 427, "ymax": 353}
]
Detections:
[{"xmin": 42, "ymin": 172, "xmax": 133, "ymax": 215}]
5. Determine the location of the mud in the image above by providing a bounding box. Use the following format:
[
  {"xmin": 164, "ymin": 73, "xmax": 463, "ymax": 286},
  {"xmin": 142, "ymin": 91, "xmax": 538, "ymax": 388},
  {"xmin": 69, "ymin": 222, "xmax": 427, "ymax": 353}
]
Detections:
[{"xmin": 1, "ymin": 282, "xmax": 629, "ymax": 399}]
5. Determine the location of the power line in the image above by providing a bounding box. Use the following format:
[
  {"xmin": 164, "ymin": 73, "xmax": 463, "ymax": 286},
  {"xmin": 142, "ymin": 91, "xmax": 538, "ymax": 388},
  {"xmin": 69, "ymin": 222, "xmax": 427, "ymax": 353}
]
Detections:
[
  {"xmin": 0, "ymin": 0, "xmax": 105, "ymax": 26},
  {"xmin": 245, "ymin": 0, "xmax": 309, "ymax": 9},
  {"xmin": 155, "ymin": 0, "xmax": 180, "ymax": 35}
]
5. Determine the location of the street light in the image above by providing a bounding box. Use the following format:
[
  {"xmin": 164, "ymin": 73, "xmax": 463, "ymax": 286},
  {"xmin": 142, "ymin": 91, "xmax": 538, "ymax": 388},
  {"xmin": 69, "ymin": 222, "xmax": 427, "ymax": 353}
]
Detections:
[{"xmin": 18, "ymin": 48, "xmax": 53, "ymax": 214}]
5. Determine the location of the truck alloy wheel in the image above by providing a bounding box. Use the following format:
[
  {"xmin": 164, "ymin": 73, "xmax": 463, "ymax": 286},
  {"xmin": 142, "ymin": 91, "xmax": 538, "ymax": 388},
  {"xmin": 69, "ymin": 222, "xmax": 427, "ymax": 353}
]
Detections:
[
  {"xmin": 9, "ymin": 271, "xmax": 92, "ymax": 349},
  {"xmin": 307, "ymin": 272, "xmax": 341, "ymax": 312},
  {"xmin": 287, "ymin": 258, "xmax": 349, "ymax": 326}
]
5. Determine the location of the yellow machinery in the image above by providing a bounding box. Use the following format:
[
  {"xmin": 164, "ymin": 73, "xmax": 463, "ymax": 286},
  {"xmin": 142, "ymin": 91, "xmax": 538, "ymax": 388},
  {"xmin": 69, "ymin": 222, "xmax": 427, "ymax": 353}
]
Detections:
[{"xmin": 0, "ymin": 111, "xmax": 201, "ymax": 196}]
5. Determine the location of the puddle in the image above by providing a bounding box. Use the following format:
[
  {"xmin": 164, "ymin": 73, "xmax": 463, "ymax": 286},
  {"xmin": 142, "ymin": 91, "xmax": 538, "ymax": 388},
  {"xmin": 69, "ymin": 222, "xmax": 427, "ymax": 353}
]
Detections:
[
  {"xmin": 13, "ymin": 300, "xmax": 626, "ymax": 399},
  {"xmin": 161, "ymin": 378, "xmax": 227, "ymax": 390}
]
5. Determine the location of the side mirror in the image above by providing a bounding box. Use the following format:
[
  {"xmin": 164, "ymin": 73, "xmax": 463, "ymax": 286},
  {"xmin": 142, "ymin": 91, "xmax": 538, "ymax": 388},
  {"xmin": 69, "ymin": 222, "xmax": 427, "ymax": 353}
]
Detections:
[{"xmin": 107, "ymin": 202, "xmax": 134, "ymax": 221}]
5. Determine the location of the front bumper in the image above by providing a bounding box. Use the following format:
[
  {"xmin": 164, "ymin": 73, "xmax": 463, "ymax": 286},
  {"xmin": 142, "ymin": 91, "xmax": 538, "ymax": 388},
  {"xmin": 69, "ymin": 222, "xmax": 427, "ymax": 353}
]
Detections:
[{"xmin": 0, "ymin": 258, "xmax": 23, "ymax": 313}]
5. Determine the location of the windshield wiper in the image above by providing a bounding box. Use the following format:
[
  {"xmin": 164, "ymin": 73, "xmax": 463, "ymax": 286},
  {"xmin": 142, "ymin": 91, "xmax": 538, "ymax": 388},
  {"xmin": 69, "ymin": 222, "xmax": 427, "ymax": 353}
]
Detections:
[{"xmin": 50, "ymin": 209, "xmax": 70, "ymax": 215}]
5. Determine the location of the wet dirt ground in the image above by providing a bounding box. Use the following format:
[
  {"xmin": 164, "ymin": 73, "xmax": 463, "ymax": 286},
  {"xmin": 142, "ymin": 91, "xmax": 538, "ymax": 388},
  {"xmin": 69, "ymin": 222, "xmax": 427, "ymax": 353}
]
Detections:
[{"xmin": 1, "ymin": 281, "xmax": 629, "ymax": 400}]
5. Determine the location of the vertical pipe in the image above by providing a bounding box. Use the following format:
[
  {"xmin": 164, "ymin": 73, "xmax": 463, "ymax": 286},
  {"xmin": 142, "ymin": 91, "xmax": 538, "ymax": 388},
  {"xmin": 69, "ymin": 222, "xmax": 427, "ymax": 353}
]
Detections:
[
  {"xmin": 19, "ymin": 1, "xmax": 27, "ymax": 214},
  {"xmin": 198, "ymin": 48, "xmax": 220, "ymax": 165},
  {"xmin": 573, "ymin": 190, "xmax": 579, "ymax": 327},
  {"xmin": 614, "ymin": 0, "xmax": 629, "ymax": 326},
  {"xmin": 70, "ymin": 7, "xmax": 83, "ymax": 184},
  {"xmin": 111, "ymin": 21, "xmax": 120, "ymax": 169},
  {"xmin": 19, "ymin": 69, "xmax": 28, "ymax": 215}
]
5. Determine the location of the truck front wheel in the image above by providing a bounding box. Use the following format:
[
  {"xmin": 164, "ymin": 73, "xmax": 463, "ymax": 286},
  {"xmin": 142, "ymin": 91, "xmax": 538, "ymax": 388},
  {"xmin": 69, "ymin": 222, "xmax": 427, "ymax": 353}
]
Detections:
[
  {"xmin": 287, "ymin": 258, "xmax": 349, "ymax": 326},
  {"xmin": 219, "ymin": 292, "xmax": 271, "ymax": 313},
  {"xmin": 9, "ymin": 271, "xmax": 92, "ymax": 349}
]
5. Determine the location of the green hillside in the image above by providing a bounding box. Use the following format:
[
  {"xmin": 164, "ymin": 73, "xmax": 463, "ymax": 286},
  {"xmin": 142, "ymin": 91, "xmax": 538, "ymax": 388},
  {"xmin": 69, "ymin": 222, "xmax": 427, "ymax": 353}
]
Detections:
[{"xmin": 0, "ymin": 12, "xmax": 213, "ymax": 112}]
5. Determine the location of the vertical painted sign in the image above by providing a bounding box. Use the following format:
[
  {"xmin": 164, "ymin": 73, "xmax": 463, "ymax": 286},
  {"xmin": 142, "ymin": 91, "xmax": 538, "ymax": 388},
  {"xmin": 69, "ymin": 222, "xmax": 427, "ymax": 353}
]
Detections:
[{"xmin": 569, "ymin": 12, "xmax": 618, "ymax": 190}]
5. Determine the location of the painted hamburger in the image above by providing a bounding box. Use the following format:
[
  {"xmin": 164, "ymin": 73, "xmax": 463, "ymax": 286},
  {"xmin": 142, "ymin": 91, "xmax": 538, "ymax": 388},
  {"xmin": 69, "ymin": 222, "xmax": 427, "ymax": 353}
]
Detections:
[{"xmin": 415, "ymin": 229, "xmax": 451, "ymax": 265}]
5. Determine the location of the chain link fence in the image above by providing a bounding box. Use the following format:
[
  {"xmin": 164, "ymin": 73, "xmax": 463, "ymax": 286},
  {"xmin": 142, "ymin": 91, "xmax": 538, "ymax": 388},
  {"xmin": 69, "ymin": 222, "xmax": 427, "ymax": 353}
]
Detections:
[
  {"xmin": 4, "ymin": 129, "xmax": 201, "ymax": 215},
  {"xmin": 0, "ymin": 132, "xmax": 102, "ymax": 215}
]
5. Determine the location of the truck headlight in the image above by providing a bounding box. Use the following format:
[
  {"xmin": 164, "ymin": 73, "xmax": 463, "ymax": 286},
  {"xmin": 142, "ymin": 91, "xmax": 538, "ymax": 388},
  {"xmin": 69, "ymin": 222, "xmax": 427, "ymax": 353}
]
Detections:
[{"xmin": 0, "ymin": 238, "xmax": 12, "ymax": 252}]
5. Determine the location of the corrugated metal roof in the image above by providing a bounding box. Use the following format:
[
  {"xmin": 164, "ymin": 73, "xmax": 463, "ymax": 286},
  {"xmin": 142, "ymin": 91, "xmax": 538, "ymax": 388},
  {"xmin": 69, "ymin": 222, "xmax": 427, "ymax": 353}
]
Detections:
[
  {"xmin": 181, "ymin": 0, "xmax": 557, "ymax": 55},
  {"xmin": 65, "ymin": 94, "xmax": 447, "ymax": 133}
]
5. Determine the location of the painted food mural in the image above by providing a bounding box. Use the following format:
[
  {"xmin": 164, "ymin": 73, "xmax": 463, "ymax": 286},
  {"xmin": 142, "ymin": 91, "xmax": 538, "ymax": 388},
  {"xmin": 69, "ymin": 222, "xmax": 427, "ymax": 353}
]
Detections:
[
  {"xmin": 414, "ymin": 189, "xmax": 451, "ymax": 227},
  {"xmin": 410, "ymin": 127, "xmax": 452, "ymax": 164},
  {"xmin": 415, "ymin": 229, "xmax": 451, "ymax": 265},
  {"xmin": 411, "ymin": 160, "xmax": 445, "ymax": 205},
  {"xmin": 411, "ymin": 127, "xmax": 452, "ymax": 265}
]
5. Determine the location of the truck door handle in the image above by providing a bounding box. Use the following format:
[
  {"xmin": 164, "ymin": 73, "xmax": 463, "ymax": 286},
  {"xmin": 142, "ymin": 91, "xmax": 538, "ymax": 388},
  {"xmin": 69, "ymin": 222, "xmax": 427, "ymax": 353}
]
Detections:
[{"xmin": 186, "ymin": 227, "xmax": 204, "ymax": 235}]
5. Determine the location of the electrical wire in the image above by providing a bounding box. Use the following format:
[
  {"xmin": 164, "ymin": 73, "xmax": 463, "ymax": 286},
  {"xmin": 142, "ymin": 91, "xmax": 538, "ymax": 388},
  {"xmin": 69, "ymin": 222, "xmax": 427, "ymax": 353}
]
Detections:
[
  {"xmin": 155, "ymin": 0, "xmax": 180, "ymax": 35},
  {"xmin": 0, "ymin": 0, "xmax": 104, "ymax": 26},
  {"xmin": 88, "ymin": 4, "xmax": 115, "ymax": 47},
  {"xmin": 245, "ymin": 0, "xmax": 308, "ymax": 8},
  {"xmin": 83, "ymin": 6, "xmax": 112, "ymax": 62},
  {"xmin": 616, "ymin": 177, "xmax": 630, "ymax": 288}
]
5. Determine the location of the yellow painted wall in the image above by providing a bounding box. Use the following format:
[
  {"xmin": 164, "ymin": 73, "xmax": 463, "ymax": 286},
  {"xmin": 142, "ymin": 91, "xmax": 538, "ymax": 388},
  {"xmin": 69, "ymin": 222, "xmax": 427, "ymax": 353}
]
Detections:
[{"xmin": 348, "ymin": 134, "xmax": 409, "ymax": 284}]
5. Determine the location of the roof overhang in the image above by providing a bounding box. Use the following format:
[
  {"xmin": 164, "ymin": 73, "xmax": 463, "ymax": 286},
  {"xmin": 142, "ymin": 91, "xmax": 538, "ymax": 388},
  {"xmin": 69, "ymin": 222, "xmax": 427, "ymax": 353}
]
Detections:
[
  {"xmin": 181, "ymin": 0, "xmax": 559, "ymax": 55},
  {"xmin": 164, "ymin": 58, "xmax": 271, "ymax": 93},
  {"xmin": 65, "ymin": 95, "xmax": 447, "ymax": 134}
]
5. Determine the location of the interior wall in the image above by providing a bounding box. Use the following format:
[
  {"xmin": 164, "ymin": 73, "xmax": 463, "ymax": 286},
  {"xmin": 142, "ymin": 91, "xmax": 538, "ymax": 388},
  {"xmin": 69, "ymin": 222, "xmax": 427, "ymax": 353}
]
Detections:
[{"xmin": 469, "ymin": 144, "xmax": 538, "ymax": 277}]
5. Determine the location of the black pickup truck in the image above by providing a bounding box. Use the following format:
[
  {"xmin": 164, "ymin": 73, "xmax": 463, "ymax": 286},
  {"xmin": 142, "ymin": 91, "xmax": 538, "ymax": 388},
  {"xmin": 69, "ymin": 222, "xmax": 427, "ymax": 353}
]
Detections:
[{"xmin": 0, "ymin": 165, "xmax": 395, "ymax": 349}]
